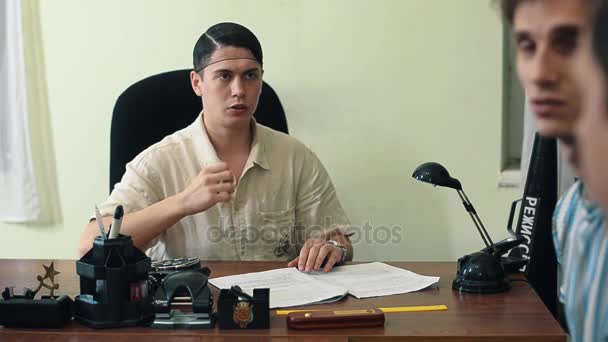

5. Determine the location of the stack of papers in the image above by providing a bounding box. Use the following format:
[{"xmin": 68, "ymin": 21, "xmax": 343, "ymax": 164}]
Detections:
[{"xmin": 209, "ymin": 262, "xmax": 440, "ymax": 309}]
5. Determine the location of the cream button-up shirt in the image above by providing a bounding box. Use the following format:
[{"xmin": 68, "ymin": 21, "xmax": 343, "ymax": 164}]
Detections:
[{"xmin": 98, "ymin": 113, "xmax": 351, "ymax": 261}]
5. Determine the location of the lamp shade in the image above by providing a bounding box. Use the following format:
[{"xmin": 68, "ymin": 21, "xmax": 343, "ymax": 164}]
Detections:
[
  {"xmin": 411, "ymin": 161, "xmax": 510, "ymax": 294},
  {"xmin": 412, "ymin": 162, "xmax": 462, "ymax": 190}
]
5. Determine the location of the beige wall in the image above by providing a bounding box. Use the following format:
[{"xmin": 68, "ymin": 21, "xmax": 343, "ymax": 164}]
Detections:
[{"xmin": 0, "ymin": 0, "xmax": 519, "ymax": 261}]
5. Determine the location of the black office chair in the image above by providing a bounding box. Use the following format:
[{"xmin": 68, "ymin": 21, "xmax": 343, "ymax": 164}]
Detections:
[{"xmin": 109, "ymin": 69, "xmax": 288, "ymax": 193}]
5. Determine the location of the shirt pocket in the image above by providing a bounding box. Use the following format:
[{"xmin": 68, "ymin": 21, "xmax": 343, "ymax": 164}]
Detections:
[{"xmin": 251, "ymin": 206, "xmax": 297, "ymax": 260}]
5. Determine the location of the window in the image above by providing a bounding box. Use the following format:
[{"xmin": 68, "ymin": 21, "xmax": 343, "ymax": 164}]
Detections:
[{"xmin": 500, "ymin": 23, "xmax": 525, "ymax": 187}]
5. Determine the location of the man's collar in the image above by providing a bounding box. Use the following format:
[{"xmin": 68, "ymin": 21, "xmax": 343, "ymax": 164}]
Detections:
[
  {"xmin": 578, "ymin": 181, "xmax": 604, "ymax": 218},
  {"xmin": 190, "ymin": 111, "xmax": 270, "ymax": 170},
  {"xmin": 249, "ymin": 122, "xmax": 270, "ymax": 170},
  {"xmin": 191, "ymin": 112, "xmax": 221, "ymax": 168}
]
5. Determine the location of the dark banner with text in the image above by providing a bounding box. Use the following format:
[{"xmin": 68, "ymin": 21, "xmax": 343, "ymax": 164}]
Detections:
[{"xmin": 508, "ymin": 134, "xmax": 558, "ymax": 316}]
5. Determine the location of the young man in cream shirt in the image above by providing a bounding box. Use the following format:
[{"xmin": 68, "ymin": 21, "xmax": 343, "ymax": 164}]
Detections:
[{"xmin": 79, "ymin": 23, "xmax": 352, "ymax": 273}]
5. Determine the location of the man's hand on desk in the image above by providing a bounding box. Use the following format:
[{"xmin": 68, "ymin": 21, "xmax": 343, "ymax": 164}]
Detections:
[{"xmin": 287, "ymin": 238, "xmax": 346, "ymax": 273}]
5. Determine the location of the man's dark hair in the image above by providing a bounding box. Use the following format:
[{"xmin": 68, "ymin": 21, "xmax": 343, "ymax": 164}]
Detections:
[
  {"xmin": 498, "ymin": 0, "xmax": 525, "ymax": 24},
  {"xmin": 592, "ymin": 0, "xmax": 608, "ymax": 85},
  {"xmin": 499, "ymin": 0, "xmax": 593, "ymax": 25},
  {"xmin": 193, "ymin": 22, "xmax": 263, "ymax": 72}
]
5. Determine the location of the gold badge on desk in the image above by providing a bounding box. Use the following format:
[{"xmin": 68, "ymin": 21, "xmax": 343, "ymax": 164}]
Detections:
[{"xmin": 233, "ymin": 301, "xmax": 254, "ymax": 328}]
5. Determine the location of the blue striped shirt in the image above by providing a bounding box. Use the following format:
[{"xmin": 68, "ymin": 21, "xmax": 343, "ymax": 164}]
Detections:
[{"xmin": 553, "ymin": 181, "xmax": 607, "ymax": 341}]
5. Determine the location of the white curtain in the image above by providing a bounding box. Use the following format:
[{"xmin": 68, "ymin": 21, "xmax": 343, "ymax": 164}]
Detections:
[
  {"xmin": 520, "ymin": 101, "xmax": 576, "ymax": 196},
  {"xmin": 0, "ymin": 0, "xmax": 40, "ymax": 222}
]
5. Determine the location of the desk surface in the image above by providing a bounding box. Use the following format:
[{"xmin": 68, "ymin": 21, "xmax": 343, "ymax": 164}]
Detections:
[{"xmin": 0, "ymin": 259, "xmax": 566, "ymax": 341}]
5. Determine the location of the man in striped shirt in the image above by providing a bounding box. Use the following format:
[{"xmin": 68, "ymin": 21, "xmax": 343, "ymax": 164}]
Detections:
[
  {"xmin": 552, "ymin": 182, "xmax": 605, "ymax": 340},
  {"xmin": 571, "ymin": 1, "xmax": 608, "ymax": 339},
  {"xmin": 500, "ymin": 0, "xmax": 606, "ymax": 340}
]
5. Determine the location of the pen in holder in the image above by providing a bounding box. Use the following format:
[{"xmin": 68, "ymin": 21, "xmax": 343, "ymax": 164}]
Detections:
[{"xmin": 74, "ymin": 234, "xmax": 153, "ymax": 328}]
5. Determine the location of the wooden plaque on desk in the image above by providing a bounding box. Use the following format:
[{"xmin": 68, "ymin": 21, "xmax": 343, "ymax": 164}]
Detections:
[{"xmin": 287, "ymin": 308, "xmax": 385, "ymax": 330}]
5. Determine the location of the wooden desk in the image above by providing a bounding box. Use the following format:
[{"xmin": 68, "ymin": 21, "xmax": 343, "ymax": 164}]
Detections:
[{"xmin": 0, "ymin": 260, "xmax": 566, "ymax": 341}]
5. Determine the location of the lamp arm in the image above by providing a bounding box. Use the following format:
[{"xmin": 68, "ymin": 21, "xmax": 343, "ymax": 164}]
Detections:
[{"xmin": 456, "ymin": 189, "xmax": 495, "ymax": 250}]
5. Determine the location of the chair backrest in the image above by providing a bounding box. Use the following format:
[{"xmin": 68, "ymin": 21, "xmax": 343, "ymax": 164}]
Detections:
[{"xmin": 109, "ymin": 69, "xmax": 288, "ymax": 193}]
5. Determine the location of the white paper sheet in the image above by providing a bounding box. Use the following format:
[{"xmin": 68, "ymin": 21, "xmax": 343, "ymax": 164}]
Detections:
[
  {"xmin": 309, "ymin": 262, "xmax": 440, "ymax": 298},
  {"xmin": 210, "ymin": 267, "xmax": 348, "ymax": 309}
]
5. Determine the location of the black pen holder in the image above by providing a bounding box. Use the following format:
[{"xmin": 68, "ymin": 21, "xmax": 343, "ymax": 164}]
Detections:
[
  {"xmin": 74, "ymin": 234, "xmax": 153, "ymax": 328},
  {"xmin": 218, "ymin": 288, "xmax": 270, "ymax": 329}
]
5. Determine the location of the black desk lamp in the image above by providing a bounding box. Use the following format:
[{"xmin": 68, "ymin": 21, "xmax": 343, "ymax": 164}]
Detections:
[{"xmin": 412, "ymin": 162, "xmax": 510, "ymax": 294}]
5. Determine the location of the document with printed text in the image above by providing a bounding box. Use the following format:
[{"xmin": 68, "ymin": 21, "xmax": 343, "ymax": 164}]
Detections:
[
  {"xmin": 209, "ymin": 262, "xmax": 439, "ymax": 308},
  {"xmin": 210, "ymin": 267, "xmax": 348, "ymax": 308},
  {"xmin": 309, "ymin": 262, "xmax": 440, "ymax": 298}
]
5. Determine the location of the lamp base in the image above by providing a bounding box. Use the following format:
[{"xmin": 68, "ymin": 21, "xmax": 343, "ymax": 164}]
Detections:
[{"xmin": 452, "ymin": 251, "xmax": 510, "ymax": 294}]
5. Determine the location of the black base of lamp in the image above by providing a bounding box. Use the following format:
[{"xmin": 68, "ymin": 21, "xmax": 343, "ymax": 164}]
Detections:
[{"xmin": 452, "ymin": 251, "xmax": 510, "ymax": 294}]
